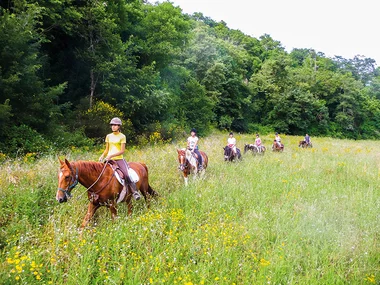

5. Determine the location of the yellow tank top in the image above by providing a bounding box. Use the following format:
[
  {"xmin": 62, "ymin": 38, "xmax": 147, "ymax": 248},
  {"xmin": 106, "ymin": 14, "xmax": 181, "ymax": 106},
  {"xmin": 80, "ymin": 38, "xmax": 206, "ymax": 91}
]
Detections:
[{"xmin": 105, "ymin": 132, "xmax": 126, "ymax": 160}]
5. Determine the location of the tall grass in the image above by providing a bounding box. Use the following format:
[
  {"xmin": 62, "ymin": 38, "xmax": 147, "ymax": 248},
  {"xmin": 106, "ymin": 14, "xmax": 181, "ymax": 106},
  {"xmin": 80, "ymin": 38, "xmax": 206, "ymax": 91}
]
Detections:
[{"xmin": 1, "ymin": 133, "xmax": 379, "ymax": 284}]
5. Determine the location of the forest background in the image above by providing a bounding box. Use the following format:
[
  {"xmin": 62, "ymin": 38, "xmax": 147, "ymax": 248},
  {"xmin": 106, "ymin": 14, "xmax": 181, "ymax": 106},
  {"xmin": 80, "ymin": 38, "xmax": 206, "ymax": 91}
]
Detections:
[{"xmin": 1, "ymin": 0, "xmax": 380, "ymax": 157}]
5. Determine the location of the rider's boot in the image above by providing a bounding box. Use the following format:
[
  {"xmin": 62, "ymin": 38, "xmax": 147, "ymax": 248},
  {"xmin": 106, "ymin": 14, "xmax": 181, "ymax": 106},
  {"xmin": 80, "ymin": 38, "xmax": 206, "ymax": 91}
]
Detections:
[{"xmin": 129, "ymin": 182, "xmax": 141, "ymax": 200}]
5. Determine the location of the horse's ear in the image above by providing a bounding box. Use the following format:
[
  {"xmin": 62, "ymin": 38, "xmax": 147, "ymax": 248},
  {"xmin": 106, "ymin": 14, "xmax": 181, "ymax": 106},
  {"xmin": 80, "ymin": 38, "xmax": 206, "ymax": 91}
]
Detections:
[
  {"xmin": 59, "ymin": 157, "xmax": 64, "ymax": 165},
  {"xmin": 64, "ymin": 159, "xmax": 71, "ymax": 168}
]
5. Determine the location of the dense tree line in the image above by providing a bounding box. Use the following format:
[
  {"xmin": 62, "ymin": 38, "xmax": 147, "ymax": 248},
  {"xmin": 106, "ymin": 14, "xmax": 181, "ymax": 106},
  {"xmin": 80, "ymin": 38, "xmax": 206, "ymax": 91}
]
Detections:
[{"xmin": 1, "ymin": 0, "xmax": 379, "ymax": 155}]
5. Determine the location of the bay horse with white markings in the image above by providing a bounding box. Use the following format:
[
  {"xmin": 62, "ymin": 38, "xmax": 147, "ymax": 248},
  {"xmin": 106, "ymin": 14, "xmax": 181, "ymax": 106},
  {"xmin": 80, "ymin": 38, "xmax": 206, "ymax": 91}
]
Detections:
[
  {"xmin": 177, "ymin": 149, "xmax": 208, "ymax": 186},
  {"xmin": 272, "ymin": 140, "xmax": 284, "ymax": 152},
  {"xmin": 56, "ymin": 158, "xmax": 157, "ymax": 230}
]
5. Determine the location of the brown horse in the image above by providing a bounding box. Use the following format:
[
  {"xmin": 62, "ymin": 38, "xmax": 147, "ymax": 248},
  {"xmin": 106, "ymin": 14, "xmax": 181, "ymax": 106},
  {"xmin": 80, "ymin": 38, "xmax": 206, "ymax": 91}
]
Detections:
[
  {"xmin": 177, "ymin": 149, "xmax": 208, "ymax": 186},
  {"xmin": 299, "ymin": 140, "xmax": 313, "ymax": 148},
  {"xmin": 272, "ymin": 140, "xmax": 284, "ymax": 152},
  {"xmin": 56, "ymin": 158, "xmax": 157, "ymax": 229}
]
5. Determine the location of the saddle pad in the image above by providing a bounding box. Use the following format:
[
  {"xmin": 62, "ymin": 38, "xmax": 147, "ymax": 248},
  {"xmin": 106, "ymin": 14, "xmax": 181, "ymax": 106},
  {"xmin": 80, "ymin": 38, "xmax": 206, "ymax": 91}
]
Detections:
[{"xmin": 128, "ymin": 168, "xmax": 139, "ymax": 183}]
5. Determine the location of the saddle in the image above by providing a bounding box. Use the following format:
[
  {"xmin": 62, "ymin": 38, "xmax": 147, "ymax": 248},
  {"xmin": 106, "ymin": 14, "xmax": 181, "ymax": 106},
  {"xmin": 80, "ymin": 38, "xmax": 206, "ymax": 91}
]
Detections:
[
  {"xmin": 107, "ymin": 161, "xmax": 139, "ymax": 184},
  {"xmin": 107, "ymin": 160, "xmax": 125, "ymax": 181},
  {"xmin": 107, "ymin": 160, "xmax": 140, "ymax": 203}
]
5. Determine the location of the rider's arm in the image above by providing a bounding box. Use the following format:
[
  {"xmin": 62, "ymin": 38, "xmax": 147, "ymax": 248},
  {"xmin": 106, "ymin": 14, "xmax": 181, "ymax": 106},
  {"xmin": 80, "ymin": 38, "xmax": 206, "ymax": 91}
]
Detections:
[
  {"xmin": 99, "ymin": 142, "xmax": 110, "ymax": 161},
  {"xmin": 106, "ymin": 143, "xmax": 126, "ymax": 161},
  {"xmin": 192, "ymin": 139, "xmax": 198, "ymax": 151}
]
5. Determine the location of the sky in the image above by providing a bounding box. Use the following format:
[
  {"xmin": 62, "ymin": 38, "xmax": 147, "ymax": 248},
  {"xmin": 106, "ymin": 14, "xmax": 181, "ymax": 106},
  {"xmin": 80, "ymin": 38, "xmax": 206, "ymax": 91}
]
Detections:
[{"xmin": 153, "ymin": 0, "xmax": 379, "ymax": 65}]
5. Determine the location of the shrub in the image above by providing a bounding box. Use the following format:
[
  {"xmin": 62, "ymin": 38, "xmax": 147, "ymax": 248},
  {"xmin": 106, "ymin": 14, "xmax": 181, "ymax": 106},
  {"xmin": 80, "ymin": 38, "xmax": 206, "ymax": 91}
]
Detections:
[
  {"xmin": 247, "ymin": 123, "xmax": 274, "ymax": 135},
  {"xmin": 3, "ymin": 125, "xmax": 50, "ymax": 156},
  {"xmin": 81, "ymin": 101, "xmax": 134, "ymax": 141}
]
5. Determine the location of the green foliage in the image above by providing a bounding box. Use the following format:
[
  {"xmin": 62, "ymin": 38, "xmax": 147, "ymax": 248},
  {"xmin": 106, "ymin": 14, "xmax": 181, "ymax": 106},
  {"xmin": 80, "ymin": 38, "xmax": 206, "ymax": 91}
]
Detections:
[
  {"xmin": 2, "ymin": 124, "xmax": 49, "ymax": 155},
  {"xmin": 180, "ymin": 79, "xmax": 214, "ymax": 135},
  {"xmin": 1, "ymin": 0, "xmax": 380, "ymax": 156},
  {"xmin": 247, "ymin": 123, "xmax": 274, "ymax": 135},
  {"xmin": 80, "ymin": 100, "xmax": 132, "ymax": 141}
]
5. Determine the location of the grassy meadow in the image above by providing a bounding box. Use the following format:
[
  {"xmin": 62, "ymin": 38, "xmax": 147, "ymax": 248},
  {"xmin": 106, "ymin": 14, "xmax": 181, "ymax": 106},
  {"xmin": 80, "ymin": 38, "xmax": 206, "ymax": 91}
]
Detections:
[{"xmin": 0, "ymin": 133, "xmax": 379, "ymax": 284}]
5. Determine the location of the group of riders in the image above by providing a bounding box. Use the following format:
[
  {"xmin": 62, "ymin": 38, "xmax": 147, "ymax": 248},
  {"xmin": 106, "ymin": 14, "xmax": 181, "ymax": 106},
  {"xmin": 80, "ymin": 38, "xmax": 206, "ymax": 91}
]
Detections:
[{"xmin": 99, "ymin": 117, "xmax": 312, "ymax": 199}]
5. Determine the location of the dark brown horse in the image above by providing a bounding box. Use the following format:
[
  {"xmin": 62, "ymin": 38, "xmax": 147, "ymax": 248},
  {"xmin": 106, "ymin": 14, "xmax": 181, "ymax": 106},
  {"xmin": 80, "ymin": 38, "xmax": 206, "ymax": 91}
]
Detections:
[
  {"xmin": 223, "ymin": 146, "xmax": 242, "ymax": 161},
  {"xmin": 272, "ymin": 140, "xmax": 284, "ymax": 152},
  {"xmin": 177, "ymin": 149, "xmax": 208, "ymax": 186},
  {"xmin": 56, "ymin": 159, "xmax": 157, "ymax": 229},
  {"xmin": 299, "ymin": 140, "xmax": 313, "ymax": 148}
]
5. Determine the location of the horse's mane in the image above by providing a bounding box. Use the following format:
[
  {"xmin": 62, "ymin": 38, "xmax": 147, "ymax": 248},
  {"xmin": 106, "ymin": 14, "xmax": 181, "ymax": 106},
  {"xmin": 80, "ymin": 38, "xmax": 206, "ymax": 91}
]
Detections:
[{"xmin": 74, "ymin": 160, "xmax": 105, "ymax": 174}]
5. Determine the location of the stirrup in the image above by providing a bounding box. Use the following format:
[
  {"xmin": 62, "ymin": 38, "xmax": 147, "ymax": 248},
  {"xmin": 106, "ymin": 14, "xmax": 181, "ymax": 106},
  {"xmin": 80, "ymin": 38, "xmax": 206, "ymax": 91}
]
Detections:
[{"xmin": 133, "ymin": 192, "xmax": 141, "ymax": 200}]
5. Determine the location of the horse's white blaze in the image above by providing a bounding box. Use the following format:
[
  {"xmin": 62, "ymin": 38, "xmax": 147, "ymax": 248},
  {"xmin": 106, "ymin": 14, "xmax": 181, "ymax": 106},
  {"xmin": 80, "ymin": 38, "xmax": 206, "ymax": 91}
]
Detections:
[{"xmin": 59, "ymin": 171, "xmax": 63, "ymax": 179}]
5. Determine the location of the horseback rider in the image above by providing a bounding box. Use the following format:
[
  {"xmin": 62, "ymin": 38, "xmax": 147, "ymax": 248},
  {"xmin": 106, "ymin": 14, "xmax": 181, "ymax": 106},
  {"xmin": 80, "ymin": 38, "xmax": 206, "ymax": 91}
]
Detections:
[
  {"xmin": 254, "ymin": 133, "xmax": 262, "ymax": 152},
  {"xmin": 275, "ymin": 132, "xmax": 282, "ymax": 147},
  {"xmin": 99, "ymin": 117, "xmax": 141, "ymax": 200},
  {"xmin": 304, "ymin": 133, "xmax": 311, "ymax": 145},
  {"xmin": 227, "ymin": 132, "xmax": 237, "ymax": 155},
  {"xmin": 187, "ymin": 128, "xmax": 203, "ymax": 170}
]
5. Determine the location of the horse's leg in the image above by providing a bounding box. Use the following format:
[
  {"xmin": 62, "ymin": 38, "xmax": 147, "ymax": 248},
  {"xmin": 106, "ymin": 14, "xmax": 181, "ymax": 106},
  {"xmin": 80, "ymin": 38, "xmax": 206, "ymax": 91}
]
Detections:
[
  {"xmin": 109, "ymin": 203, "xmax": 118, "ymax": 221},
  {"xmin": 183, "ymin": 170, "xmax": 189, "ymax": 186},
  {"xmin": 81, "ymin": 203, "xmax": 100, "ymax": 229},
  {"xmin": 138, "ymin": 180, "xmax": 150, "ymax": 208},
  {"xmin": 126, "ymin": 197, "xmax": 133, "ymax": 216}
]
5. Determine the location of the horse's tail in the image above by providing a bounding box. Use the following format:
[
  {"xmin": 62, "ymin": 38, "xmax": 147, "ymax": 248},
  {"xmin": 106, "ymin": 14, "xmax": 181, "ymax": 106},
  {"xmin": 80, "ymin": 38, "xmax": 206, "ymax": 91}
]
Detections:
[
  {"xmin": 244, "ymin": 144, "xmax": 248, "ymax": 154},
  {"xmin": 140, "ymin": 162, "xmax": 158, "ymax": 197},
  {"xmin": 148, "ymin": 185, "xmax": 158, "ymax": 197}
]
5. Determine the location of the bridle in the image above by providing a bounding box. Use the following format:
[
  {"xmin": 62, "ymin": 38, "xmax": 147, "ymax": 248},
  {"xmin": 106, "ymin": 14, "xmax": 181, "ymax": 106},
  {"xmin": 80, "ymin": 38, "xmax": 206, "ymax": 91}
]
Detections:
[
  {"xmin": 179, "ymin": 153, "xmax": 188, "ymax": 171},
  {"xmin": 57, "ymin": 166, "xmax": 78, "ymax": 200}
]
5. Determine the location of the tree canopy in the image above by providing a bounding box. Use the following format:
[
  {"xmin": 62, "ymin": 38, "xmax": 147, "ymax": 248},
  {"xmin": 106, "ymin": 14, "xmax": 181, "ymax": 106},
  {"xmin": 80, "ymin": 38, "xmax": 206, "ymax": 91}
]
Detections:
[{"xmin": 1, "ymin": 0, "xmax": 379, "ymax": 155}]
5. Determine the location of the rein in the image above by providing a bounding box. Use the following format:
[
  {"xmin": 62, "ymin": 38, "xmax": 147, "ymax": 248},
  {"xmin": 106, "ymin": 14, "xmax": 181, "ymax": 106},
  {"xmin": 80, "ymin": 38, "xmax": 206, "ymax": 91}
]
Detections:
[{"xmin": 76, "ymin": 162, "xmax": 115, "ymax": 199}]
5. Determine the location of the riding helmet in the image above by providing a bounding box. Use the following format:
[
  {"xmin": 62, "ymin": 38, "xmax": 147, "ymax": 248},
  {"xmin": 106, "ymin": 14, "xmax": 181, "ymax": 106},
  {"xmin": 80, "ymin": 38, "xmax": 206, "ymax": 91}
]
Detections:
[
  {"xmin": 229, "ymin": 132, "xmax": 233, "ymax": 135},
  {"xmin": 190, "ymin": 128, "xmax": 197, "ymax": 134},
  {"xmin": 110, "ymin": 117, "xmax": 122, "ymax": 125}
]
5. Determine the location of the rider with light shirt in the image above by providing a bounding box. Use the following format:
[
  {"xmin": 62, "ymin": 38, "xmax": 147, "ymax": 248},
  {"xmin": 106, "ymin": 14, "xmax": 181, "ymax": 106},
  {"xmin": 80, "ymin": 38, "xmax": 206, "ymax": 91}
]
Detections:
[
  {"xmin": 227, "ymin": 132, "xmax": 237, "ymax": 154},
  {"xmin": 187, "ymin": 128, "xmax": 203, "ymax": 170},
  {"xmin": 99, "ymin": 117, "xmax": 141, "ymax": 200},
  {"xmin": 275, "ymin": 132, "xmax": 282, "ymax": 147}
]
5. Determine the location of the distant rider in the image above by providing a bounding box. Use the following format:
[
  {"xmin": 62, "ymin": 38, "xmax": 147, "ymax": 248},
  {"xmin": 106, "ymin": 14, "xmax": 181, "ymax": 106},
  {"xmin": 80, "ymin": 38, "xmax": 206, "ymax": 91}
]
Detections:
[
  {"xmin": 275, "ymin": 132, "xmax": 282, "ymax": 147},
  {"xmin": 227, "ymin": 132, "xmax": 237, "ymax": 155},
  {"xmin": 255, "ymin": 133, "xmax": 262, "ymax": 152},
  {"xmin": 187, "ymin": 128, "xmax": 203, "ymax": 170},
  {"xmin": 304, "ymin": 133, "xmax": 311, "ymax": 145}
]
